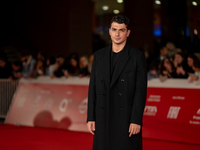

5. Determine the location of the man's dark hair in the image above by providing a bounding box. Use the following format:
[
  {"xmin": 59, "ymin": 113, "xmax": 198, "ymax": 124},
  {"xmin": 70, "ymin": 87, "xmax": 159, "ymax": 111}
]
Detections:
[{"xmin": 110, "ymin": 15, "xmax": 130, "ymax": 29}]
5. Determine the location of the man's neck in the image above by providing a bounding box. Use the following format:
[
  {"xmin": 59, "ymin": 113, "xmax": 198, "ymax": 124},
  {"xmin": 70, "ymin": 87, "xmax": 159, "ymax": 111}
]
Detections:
[{"xmin": 112, "ymin": 42, "xmax": 126, "ymax": 53}]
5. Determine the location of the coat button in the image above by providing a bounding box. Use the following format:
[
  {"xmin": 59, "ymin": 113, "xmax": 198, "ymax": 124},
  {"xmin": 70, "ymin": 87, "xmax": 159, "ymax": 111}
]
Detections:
[
  {"xmin": 100, "ymin": 80, "xmax": 103, "ymax": 83},
  {"xmin": 118, "ymin": 92, "xmax": 122, "ymax": 96},
  {"xmin": 101, "ymin": 94, "xmax": 105, "ymax": 96},
  {"xmin": 100, "ymin": 107, "xmax": 103, "ymax": 110},
  {"xmin": 119, "ymin": 107, "xmax": 123, "ymax": 110},
  {"xmin": 121, "ymin": 79, "xmax": 125, "ymax": 82}
]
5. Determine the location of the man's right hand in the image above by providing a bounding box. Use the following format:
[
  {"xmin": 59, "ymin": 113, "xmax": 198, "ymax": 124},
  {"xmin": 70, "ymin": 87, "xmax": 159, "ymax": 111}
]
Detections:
[{"xmin": 87, "ymin": 121, "xmax": 95, "ymax": 135}]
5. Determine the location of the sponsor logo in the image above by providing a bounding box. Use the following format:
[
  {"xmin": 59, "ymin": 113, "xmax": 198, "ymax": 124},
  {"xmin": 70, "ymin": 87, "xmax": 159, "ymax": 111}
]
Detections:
[
  {"xmin": 147, "ymin": 95, "xmax": 161, "ymax": 102},
  {"xmin": 144, "ymin": 106, "xmax": 157, "ymax": 116},
  {"xmin": 193, "ymin": 115, "xmax": 200, "ymax": 120},
  {"xmin": 78, "ymin": 98, "xmax": 88, "ymax": 114},
  {"xmin": 59, "ymin": 99, "xmax": 71, "ymax": 112},
  {"xmin": 172, "ymin": 96, "xmax": 185, "ymax": 100},
  {"xmin": 197, "ymin": 108, "xmax": 200, "ymax": 115},
  {"xmin": 29, "ymin": 96, "xmax": 41, "ymax": 111},
  {"xmin": 189, "ymin": 120, "xmax": 200, "ymax": 125},
  {"xmin": 43, "ymin": 99, "xmax": 54, "ymax": 110},
  {"xmin": 167, "ymin": 106, "xmax": 181, "ymax": 119}
]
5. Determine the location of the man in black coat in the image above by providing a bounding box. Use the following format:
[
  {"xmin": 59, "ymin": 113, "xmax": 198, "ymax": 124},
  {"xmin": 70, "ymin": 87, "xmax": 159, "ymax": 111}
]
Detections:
[{"xmin": 87, "ymin": 15, "xmax": 147, "ymax": 150}]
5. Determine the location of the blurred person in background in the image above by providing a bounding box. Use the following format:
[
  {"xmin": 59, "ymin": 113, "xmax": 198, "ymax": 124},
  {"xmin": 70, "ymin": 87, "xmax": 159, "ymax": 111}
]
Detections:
[
  {"xmin": 166, "ymin": 42, "xmax": 176, "ymax": 57},
  {"xmin": 9, "ymin": 61, "xmax": 22, "ymax": 80},
  {"xmin": 186, "ymin": 54, "xmax": 199, "ymax": 75},
  {"xmin": 156, "ymin": 45, "xmax": 169, "ymax": 62},
  {"xmin": 147, "ymin": 61, "xmax": 160, "ymax": 80},
  {"xmin": 159, "ymin": 57, "xmax": 176, "ymax": 81},
  {"xmin": 78, "ymin": 56, "xmax": 90, "ymax": 77},
  {"xmin": 45, "ymin": 56, "xmax": 56, "ymax": 76},
  {"xmin": 20, "ymin": 50, "xmax": 36, "ymax": 78},
  {"xmin": 188, "ymin": 59, "xmax": 200, "ymax": 84},
  {"xmin": 52, "ymin": 54, "xmax": 67, "ymax": 78},
  {"xmin": 147, "ymin": 45, "xmax": 168, "ymax": 80},
  {"xmin": 143, "ymin": 49, "xmax": 152, "ymax": 71},
  {"xmin": 37, "ymin": 51, "xmax": 46, "ymax": 60},
  {"xmin": 67, "ymin": 55, "xmax": 79, "ymax": 76},
  {"xmin": 32, "ymin": 58, "xmax": 46, "ymax": 78},
  {"xmin": 173, "ymin": 52, "xmax": 188, "ymax": 78},
  {"xmin": 0, "ymin": 56, "xmax": 12, "ymax": 79},
  {"xmin": 88, "ymin": 54, "xmax": 94, "ymax": 74}
]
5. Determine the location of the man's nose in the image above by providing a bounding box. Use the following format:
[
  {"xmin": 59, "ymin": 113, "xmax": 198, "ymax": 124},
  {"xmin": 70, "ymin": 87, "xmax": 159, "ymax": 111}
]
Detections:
[{"xmin": 116, "ymin": 30, "xmax": 119, "ymax": 36}]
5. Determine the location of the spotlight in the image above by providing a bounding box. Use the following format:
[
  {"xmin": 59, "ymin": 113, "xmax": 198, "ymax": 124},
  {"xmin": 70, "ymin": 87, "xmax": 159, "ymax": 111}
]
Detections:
[
  {"xmin": 192, "ymin": 1, "xmax": 197, "ymax": 6},
  {"xmin": 117, "ymin": 0, "xmax": 123, "ymax": 3},
  {"xmin": 102, "ymin": 5, "xmax": 109, "ymax": 11},
  {"xmin": 194, "ymin": 29, "xmax": 198, "ymax": 35},
  {"xmin": 113, "ymin": 10, "xmax": 120, "ymax": 14},
  {"xmin": 155, "ymin": 0, "xmax": 161, "ymax": 5}
]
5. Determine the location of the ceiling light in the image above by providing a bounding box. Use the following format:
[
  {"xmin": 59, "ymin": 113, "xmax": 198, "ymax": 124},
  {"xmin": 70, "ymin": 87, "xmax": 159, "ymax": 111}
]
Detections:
[
  {"xmin": 192, "ymin": 1, "xmax": 197, "ymax": 6},
  {"xmin": 113, "ymin": 10, "xmax": 120, "ymax": 14},
  {"xmin": 155, "ymin": 0, "xmax": 161, "ymax": 5},
  {"xmin": 117, "ymin": 0, "xmax": 123, "ymax": 3},
  {"xmin": 102, "ymin": 5, "xmax": 109, "ymax": 11},
  {"xmin": 194, "ymin": 29, "xmax": 198, "ymax": 35}
]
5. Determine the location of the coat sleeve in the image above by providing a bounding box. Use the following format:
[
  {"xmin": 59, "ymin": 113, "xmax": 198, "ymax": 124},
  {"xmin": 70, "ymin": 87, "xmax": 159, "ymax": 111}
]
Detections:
[
  {"xmin": 87, "ymin": 53, "xmax": 97, "ymax": 122},
  {"xmin": 130, "ymin": 52, "xmax": 147, "ymax": 126}
]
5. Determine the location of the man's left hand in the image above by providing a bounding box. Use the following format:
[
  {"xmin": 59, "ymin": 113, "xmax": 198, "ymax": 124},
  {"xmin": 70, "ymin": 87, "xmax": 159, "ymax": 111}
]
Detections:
[{"xmin": 129, "ymin": 123, "xmax": 141, "ymax": 137}]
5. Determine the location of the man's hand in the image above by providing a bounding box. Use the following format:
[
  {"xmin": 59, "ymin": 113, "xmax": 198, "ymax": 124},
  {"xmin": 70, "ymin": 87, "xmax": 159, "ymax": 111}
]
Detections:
[
  {"xmin": 129, "ymin": 123, "xmax": 141, "ymax": 137},
  {"xmin": 87, "ymin": 121, "xmax": 95, "ymax": 135}
]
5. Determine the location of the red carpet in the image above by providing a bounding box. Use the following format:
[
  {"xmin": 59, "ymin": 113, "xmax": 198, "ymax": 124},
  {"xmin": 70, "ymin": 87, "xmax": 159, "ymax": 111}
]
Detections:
[{"xmin": 0, "ymin": 124, "xmax": 199, "ymax": 150}]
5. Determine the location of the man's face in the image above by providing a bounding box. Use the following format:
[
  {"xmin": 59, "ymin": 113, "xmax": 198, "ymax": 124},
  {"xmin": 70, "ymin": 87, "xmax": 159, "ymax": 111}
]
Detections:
[{"xmin": 109, "ymin": 22, "xmax": 130, "ymax": 45}]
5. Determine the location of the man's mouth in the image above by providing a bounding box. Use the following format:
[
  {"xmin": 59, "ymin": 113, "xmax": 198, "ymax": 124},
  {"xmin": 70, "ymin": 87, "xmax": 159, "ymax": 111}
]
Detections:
[{"xmin": 114, "ymin": 37, "xmax": 120, "ymax": 40}]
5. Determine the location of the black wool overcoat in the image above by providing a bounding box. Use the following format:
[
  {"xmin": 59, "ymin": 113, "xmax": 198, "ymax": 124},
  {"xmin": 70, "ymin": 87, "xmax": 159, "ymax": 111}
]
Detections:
[{"xmin": 87, "ymin": 43, "xmax": 147, "ymax": 150}]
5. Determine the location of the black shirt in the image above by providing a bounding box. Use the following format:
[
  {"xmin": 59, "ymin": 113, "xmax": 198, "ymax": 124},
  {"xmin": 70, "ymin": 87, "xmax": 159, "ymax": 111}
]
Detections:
[{"xmin": 110, "ymin": 50, "xmax": 123, "ymax": 78}]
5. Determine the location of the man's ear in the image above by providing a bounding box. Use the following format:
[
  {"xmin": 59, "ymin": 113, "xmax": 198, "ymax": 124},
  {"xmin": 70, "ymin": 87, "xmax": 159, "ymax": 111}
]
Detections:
[
  {"xmin": 109, "ymin": 28, "xmax": 111, "ymax": 35},
  {"xmin": 127, "ymin": 30, "xmax": 131, "ymax": 37}
]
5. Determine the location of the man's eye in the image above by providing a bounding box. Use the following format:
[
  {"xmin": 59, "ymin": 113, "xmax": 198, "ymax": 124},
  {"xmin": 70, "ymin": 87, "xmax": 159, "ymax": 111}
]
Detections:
[
  {"xmin": 120, "ymin": 29, "xmax": 125, "ymax": 32},
  {"xmin": 112, "ymin": 29, "xmax": 116, "ymax": 31}
]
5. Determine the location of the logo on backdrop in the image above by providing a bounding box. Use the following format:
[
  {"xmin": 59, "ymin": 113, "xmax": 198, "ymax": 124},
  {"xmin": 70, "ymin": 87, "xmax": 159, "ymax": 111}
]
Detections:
[
  {"xmin": 172, "ymin": 96, "xmax": 185, "ymax": 100},
  {"xmin": 78, "ymin": 98, "xmax": 88, "ymax": 114},
  {"xmin": 144, "ymin": 106, "xmax": 157, "ymax": 116},
  {"xmin": 167, "ymin": 106, "xmax": 181, "ymax": 119},
  {"xmin": 197, "ymin": 108, "xmax": 200, "ymax": 115},
  {"xmin": 147, "ymin": 95, "xmax": 161, "ymax": 102},
  {"xmin": 59, "ymin": 99, "xmax": 71, "ymax": 112}
]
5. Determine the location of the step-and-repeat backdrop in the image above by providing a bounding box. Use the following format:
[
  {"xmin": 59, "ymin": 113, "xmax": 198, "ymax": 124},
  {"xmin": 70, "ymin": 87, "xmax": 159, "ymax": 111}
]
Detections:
[{"xmin": 5, "ymin": 77, "xmax": 200, "ymax": 145}]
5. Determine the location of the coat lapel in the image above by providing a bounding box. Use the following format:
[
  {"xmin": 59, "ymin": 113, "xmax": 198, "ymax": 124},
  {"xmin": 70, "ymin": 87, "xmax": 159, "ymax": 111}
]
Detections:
[
  {"xmin": 101, "ymin": 45, "xmax": 111, "ymax": 89},
  {"xmin": 110, "ymin": 43, "xmax": 130, "ymax": 89}
]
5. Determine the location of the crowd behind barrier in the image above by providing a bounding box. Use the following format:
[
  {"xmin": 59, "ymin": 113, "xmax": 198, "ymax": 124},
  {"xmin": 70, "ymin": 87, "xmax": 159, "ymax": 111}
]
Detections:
[
  {"xmin": 4, "ymin": 77, "xmax": 200, "ymax": 146},
  {"xmin": 0, "ymin": 41, "xmax": 200, "ymax": 84}
]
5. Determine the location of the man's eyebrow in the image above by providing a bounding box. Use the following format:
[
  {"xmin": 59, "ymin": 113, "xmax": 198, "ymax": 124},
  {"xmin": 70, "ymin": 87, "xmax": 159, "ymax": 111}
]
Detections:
[{"xmin": 111, "ymin": 27, "xmax": 126, "ymax": 30}]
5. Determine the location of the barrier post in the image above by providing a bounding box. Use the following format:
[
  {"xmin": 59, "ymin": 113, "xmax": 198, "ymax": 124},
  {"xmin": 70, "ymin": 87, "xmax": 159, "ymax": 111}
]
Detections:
[{"xmin": 0, "ymin": 79, "xmax": 18, "ymax": 118}]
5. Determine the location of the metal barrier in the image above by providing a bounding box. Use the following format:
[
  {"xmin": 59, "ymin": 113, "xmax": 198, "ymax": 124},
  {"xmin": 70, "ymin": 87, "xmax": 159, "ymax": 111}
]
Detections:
[{"xmin": 0, "ymin": 79, "xmax": 19, "ymax": 118}]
